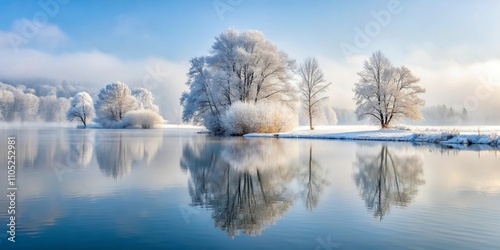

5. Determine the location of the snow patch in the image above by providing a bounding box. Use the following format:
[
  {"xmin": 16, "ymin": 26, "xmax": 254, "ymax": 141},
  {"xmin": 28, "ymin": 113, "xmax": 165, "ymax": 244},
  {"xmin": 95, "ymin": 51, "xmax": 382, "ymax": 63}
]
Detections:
[{"xmin": 245, "ymin": 125, "xmax": 500, "ymax": 148}]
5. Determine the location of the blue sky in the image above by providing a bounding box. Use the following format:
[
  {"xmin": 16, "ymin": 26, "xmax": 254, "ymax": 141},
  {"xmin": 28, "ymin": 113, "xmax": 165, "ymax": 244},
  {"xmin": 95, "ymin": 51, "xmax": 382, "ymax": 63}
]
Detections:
[
  {"xmin": 0, "ymin": 0, "xmax": 499, "ymax": 112},
  {"xmin": 1, "ymin": 0, "xmax": 370, "ymax": 60},
  {"xmin": 2, "ymin": 0, "xmax": 499, "ymax": 61}
]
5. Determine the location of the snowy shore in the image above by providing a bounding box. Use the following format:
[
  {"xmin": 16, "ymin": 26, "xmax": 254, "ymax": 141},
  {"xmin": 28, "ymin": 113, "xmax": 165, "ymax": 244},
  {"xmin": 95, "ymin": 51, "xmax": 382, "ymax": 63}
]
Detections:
[{"xmin": 245, "ymin": 125, "xmax": 500, "ymax": 148}]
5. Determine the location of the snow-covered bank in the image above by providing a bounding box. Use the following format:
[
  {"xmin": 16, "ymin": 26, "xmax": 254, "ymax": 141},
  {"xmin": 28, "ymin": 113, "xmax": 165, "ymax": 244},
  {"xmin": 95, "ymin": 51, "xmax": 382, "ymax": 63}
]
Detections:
[{"xmin": 245, "ymin": 125, "xmax": 500, "ymax": 148}]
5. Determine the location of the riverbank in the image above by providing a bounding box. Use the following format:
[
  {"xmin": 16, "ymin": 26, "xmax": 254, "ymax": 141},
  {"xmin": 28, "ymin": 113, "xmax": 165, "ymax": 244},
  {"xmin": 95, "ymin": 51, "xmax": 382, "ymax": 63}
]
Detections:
[{"xmin": 245, "ymin": 125, "xmax": 500, "ymax": 148}]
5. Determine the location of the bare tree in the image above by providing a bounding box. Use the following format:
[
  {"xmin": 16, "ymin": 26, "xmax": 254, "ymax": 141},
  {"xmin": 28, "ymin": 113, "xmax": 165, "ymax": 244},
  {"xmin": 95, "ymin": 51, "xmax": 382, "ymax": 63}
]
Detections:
[
  {"xmin": 298, "ymin": 57, "xmax": 331, "ymax": 130},
  {"xmin": 354, "ymin": 51, "xmax": 425, "ymax": 128}
]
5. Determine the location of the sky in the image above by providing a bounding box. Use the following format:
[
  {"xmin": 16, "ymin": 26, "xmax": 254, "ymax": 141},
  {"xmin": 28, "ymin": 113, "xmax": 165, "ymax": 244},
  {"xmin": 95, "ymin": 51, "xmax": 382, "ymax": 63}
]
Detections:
[{"xmin": 0, "ymin": 0, "xmax": 499, "ymax": 120}]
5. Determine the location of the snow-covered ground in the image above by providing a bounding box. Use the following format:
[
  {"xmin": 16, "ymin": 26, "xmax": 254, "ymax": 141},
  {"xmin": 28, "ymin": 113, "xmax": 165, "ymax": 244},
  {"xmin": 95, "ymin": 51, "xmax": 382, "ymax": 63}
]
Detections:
[{"xmin": 245, "ymin": 125, "xmax": 500, "ymax": 148}]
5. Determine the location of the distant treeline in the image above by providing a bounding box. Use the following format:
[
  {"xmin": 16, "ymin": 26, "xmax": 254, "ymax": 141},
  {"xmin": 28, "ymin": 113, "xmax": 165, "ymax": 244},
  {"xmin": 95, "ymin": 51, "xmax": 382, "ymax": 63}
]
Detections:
[{"xmin": 0, "ymin": 81, "xmax": 74, "ymax": 122}]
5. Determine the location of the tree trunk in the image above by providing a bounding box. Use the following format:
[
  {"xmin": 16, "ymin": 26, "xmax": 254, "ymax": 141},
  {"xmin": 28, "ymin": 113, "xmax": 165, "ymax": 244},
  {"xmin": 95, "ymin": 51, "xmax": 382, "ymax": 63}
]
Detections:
[{"xmin": 309, "ymin": 106, "xmax": 314, "ymax": 130}]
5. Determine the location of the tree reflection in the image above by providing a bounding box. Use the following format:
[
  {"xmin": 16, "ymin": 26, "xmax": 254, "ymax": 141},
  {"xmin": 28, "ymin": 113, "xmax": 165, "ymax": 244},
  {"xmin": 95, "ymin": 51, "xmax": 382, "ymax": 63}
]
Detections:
[
  {"xmin": 96, "ymin": 130, "xmax": 163, "ymax": 179},
  {"xmin": 299, "ymin": 144, "xmax": 330, "ymax": 211},
  {"xmin": 180, "ymin": 138, "xmax": 300, "ymax": 237},
  {"xmin": 353, "ymin": 145, "xmax": 425, "ymax": 220},
  {"xmin": 68, "ymin": 130, "xmax": 94, "ymax": 168},
  {"xmin": 16, "ymin": 129, "xmax": 39, "ymax": 168},
  {"xmin": 22, "ymin": 129, "xmax": 68, "ymax": 169}
]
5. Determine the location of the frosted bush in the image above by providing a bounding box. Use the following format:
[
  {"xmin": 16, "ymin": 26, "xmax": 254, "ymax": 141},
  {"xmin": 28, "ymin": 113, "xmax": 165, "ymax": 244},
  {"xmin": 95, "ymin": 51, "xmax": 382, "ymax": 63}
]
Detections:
[
  {"xmin": 222, "ymin": 102, "xmax": 298, "ymax": 135},
  {"xmin": 203, "ymin": 113, "xmax": 226, "ymax": 135},
  {"xmin": 121, "ymin": 110, "xmax": 164, "ymax": 129}
]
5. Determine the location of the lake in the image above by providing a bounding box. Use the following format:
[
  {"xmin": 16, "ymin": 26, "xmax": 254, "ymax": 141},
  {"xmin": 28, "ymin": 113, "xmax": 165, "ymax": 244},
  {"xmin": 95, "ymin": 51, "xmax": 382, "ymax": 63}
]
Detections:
[{"xmin": 0, "ymin": 128, "xmax": 499, "ymax": 249}]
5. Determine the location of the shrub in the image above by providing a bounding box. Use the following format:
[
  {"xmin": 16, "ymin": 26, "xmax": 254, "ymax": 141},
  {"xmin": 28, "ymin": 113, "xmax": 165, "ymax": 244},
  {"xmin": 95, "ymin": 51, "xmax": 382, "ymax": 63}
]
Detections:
[
  {"xmin": 221, "ymin": 102, "xmax": 298, "ymax": 135},
  {"xmin": 121, "ymin": 110, "xmax": 164, "ymax": 129}
]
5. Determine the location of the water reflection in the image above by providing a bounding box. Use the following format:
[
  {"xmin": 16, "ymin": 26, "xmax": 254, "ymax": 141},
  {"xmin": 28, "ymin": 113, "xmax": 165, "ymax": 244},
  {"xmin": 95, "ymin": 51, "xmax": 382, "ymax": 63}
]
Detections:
[
  {"xmin": 2, "ymin": 128, "xmax": 500, "ymax": 249},
  {"xmin": 13, "ymin": 129, "xmax": 69, "ymax": 169},
  {"xmin": 353, "ymin": 144, "xmax": 425, "ymax": 220},
  {"xmin": 299, "ymin": 144, "xmax": 330, "ymax": 211},
  {"xmin": 68, "ymin": 130, "xmax": 94, "ymax": 168},
  {"xmin": 180, "ymin": 138, "xmax": 301, "ymax": 237},
  {"xmin": 95, "ymin": 130, "xmax": 164, "ymax": 179}
]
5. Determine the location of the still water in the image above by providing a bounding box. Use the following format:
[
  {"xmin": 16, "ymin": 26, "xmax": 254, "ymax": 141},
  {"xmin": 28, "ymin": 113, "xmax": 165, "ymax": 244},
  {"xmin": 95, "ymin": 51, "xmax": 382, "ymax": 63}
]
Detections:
[{"xmin": 0, "ymin": 128, "xmax": 499, "ymax": 249}]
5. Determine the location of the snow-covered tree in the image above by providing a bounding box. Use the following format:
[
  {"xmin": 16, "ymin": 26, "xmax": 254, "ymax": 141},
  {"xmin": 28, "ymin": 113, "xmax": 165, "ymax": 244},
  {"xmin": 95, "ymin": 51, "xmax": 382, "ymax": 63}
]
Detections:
[
  {"xmin": 298, "ymin": 57, "xmax": 332, "ymax": 130},
  {"xmin": 354, "ymin": 51, "xmax": 425, "ymax": 128},
  {"xmin": 67, "ymin": 92, "xmax": 95, "ymax": 128},
  {"xmin": 95, "ymin": 81, "xmax": 138, "ymax": 127},
  {"xmin": 12, "ymin": 92, "xmax": 39, "ymax": 121},
  {"xmin": 39, "ymin": 95, "xmax": 58, "ymax": 121},
  {"xmin": 181, "ymin": 28, "xmax": 297, "ymax": 134},
  {"xmin": 39, "ymin": 95, "xmax": 71, "ymax": 122},
  {"xmin": 132, "ymin": 88, "xmax": 160, "ymax": 113},
  {"xmin": 57, "ymin": 97, "xmax": 71, "ymax": 122},
  {"xmin": 0, "ymin": 90, "xmax": 15, "ymax": 121}
]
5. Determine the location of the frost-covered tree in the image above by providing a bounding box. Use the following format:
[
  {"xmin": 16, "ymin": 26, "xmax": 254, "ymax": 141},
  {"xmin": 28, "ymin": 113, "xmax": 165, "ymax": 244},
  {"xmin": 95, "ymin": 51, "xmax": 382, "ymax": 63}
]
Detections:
[
  {"xmin": 12, "ymin": 92, "xmax": 39, "ymax": 121},
  {"xmin": 132, "ymin": 88, "xmax": 160, "ymax": 113},
  {"xmin": 39, "ymin": 95, "xmax": 71, "ymax": 122},
  {"xmin": 95, "ymin": 81, "xmax": 137, "ymax": 127},
  {"xmin": 181, "ymin": 28, "xmax": 297, "ymax": 134},
  {"xmin": 298, "ymin": 57, "xmax": 332, "ymax": 130},
  {"xmin": 57, "ymin": 97, "xmax": 71, "ymax": 122},
  {"xmin": 39, "ymin": 95, "xmax": 58, "ymax": 121},
  {"xmin": 354, "ymin": 51, "xmax": 425, "ymax": 128},
  {"xmin": 0, "ymin": 90, "xmax": 15, "ymax": 121},
  {"xmin": 67, "ymin": 92, "xmax": 95, "ymax": 128},
  {"xmin": 0, "ymin": 82, "xmax": 78, "ymax": 122}
]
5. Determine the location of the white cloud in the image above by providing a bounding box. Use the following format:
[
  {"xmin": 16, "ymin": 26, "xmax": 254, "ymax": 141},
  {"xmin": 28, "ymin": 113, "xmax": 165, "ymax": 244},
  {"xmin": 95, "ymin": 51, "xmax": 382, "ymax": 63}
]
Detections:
[
  {"xmin": 0, "ymin": 47, "xmax": 187, "ymax": 83},
  {"xmin": 32, "ymin": 22, "xmax": 68, "ymax": 49},
  {"xmin": 0, "ymin": 19, "xmax": 69, "ymax": 51},
  {"xmin": 0, "ymin": 31, "xmax": 12, "ymax": 48},
  {"xmin": 0, "ymin": 21, "xmax": 188, "ymax": 91}
]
